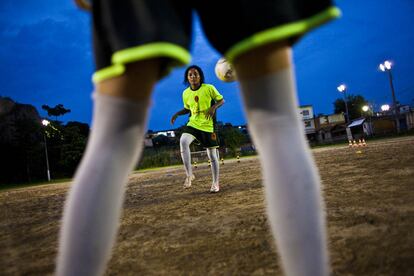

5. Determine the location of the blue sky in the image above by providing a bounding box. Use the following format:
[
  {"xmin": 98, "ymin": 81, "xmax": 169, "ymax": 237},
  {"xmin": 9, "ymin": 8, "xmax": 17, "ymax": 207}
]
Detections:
[{"xmin": 1, "ymin": 0, "xmax": 413, "ymax": 131}]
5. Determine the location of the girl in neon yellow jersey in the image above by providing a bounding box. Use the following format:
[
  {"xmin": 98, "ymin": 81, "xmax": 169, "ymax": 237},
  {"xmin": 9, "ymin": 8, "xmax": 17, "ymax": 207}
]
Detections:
[{"xmin": 171, "ymin": 65, "xmax": 225, "ymax": 193}]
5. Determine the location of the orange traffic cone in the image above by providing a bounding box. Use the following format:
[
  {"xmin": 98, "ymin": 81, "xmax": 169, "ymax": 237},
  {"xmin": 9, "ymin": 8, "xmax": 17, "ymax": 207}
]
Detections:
[
  {"xmin": 352, "ymin": 140, "xmax": 358, "ymax": 147},
  {"xmin": 362, "ymin": 138, "xmax": 367, "ymax": 146},
  {"xmin": 358, "ymin": 139, "xmax": 363, "ymax": 147},
  {"xmin": 348, "ymin": 140, "xmax": 353, "ymax": 148}
]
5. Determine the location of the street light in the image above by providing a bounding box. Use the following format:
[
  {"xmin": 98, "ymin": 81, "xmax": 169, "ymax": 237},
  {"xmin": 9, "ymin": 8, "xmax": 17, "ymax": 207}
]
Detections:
[
  {"xmin": 337, "ymin": 84, "xmax": 350, "ymax": 123},
  {"xmin": 379, "ymin": 60, "xmax": 399, "ymax": 133},
  {"xmin": 381, "ymin": 104, "xmax": 390, "ymax": 111},
  {"xmin": 42, "ymin": 119, "xmax": 51, "ymax": 181},
  {"xmin": 362, "ymin": 103, "xmax": 375, "ymax": 115}
]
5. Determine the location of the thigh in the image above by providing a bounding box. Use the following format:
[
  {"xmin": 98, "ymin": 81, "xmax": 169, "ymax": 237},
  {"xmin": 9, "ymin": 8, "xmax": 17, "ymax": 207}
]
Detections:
[
  {"xmin": 180, "ymin": 132, "xmax": 196, "ymax": 146},
  {"xmin": 95, "ymin": 59, "xmax": 162, "ymax": 102}
]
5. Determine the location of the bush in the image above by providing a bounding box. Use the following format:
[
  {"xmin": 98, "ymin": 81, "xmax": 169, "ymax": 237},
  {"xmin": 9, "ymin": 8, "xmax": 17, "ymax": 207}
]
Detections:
[{"xmin": 137, "ymin": 147, "xmax": 181, "ymax": 169}]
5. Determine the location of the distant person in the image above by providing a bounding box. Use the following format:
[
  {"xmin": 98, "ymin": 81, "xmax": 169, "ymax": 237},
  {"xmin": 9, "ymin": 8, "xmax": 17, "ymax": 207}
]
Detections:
[
  {"xmin": 170, "ymin": 65, "xmax": 224, "ymax": 193},
  {"xmin": 57, "ymin": 1, "xmax": 340, "ymax": 276}
]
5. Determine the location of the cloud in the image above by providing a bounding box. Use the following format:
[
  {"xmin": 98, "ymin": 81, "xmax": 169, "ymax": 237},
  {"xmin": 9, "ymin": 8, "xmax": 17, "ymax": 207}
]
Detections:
[{"xmin": 0, "ymin": 7, "xmax": 94, "ymax": 123}]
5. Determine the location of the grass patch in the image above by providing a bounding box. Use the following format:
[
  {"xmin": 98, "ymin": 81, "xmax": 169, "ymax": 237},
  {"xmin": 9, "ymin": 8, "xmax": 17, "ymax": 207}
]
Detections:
[{"xmin": 0, "ymin": 178, "xmax": 72, "ymax": 192}]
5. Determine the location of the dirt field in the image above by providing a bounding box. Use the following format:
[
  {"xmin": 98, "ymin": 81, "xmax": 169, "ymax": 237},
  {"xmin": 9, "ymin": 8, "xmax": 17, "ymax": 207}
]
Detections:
[{"xmin": 1, "ymin": 136, "xmax": 413, "ymax": 275}]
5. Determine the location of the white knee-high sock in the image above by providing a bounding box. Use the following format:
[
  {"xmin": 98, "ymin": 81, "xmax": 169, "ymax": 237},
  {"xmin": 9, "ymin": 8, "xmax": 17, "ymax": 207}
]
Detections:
[
  {"xmin": 180, "ymin": 133, "xmax": 195, "ymax": 177},
  {"xmin": 239, "ymin": 67, "xmax": 329, "ymax": 276},
  {"xmin": 56, "ymin": 93, "xmax": 150, "ymax": 276},
  {"xmin": 206, "ymin": 148, "xmax": 219, "ymax": 184}
]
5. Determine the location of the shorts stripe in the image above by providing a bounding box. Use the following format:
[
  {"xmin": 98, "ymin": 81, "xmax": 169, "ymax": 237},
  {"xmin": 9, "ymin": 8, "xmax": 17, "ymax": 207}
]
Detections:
[
  {"xmin": 92, "ymin": 64, "xmax": 125, "ymax": 83},
  {"xmin": 93, "ymin": 42, "xmax": 191, "ymax": 83},
  {"xmin": 112, "ymin": 42, "xmax": 190, "ymax": 65},
  {"xmin": 225, "ymin": 6, "xmax": 341, "ymax": 63}
]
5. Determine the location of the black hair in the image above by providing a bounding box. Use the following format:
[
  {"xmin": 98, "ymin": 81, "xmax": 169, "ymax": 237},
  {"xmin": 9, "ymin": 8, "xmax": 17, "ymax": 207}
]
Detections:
[{"xmin": 183, "ymin": 65, "xmax": 205, "ymax": 86}]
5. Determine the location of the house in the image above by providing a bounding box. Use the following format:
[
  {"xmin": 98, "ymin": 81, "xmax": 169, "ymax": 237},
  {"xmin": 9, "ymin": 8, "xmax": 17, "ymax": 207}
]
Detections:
[
  {"xmin": 315, "ymin": 112, "xmax": 347, "ymax": 143},
  {"xmin": 397, "ymin": 104, "xmax": 414, "ymax": 131},
  {"xmin": 299, "ymin": 105, "xmax": 348, "ymax": 144},
  {"xmin": 345, "ymin": 118, "xmax": 372, "ymax": 140}
]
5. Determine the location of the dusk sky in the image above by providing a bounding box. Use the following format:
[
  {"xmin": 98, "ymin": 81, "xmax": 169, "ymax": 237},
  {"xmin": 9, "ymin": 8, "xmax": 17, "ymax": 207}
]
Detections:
[{"xmin": 1, "ymin": 0, "xmax": 413, "ymax": 131}]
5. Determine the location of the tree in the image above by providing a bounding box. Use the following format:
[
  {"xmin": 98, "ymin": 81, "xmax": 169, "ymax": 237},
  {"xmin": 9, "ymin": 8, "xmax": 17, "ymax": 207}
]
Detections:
[
  {"xmin": 42, "ymin": 121, "xmax": 90, "ymax": 178},
  {"xmin": 333, "ymin": 94, "xmax": 368, "ymax": 121},
  {"xmin": 42, "ymin": 104, "xmax": 71, "ymax": 121},
  {"xmin": 58, "ymin": 122, "xmax": 89, "ymax": 175},
  {"xmin": 0, "ymin": 97, "xmax": 88, "ymax": 184},
  {"xmin": 219, "ymin": 124, "xmax": 247, "ymax": 155},
  {"xmin": 0, "ymin": 99, "xmax": 44, "ymax": 184}
]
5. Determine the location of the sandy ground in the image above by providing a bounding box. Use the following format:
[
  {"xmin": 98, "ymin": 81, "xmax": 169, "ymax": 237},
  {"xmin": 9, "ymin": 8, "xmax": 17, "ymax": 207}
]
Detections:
[{"xmin": 1, "ymin": 136, "xmax": 413, "ymax": 275}]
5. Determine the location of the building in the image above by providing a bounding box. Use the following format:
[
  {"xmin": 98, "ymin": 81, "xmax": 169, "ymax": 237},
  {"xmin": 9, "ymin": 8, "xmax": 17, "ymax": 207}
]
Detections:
[
  {"xmin": 344, "ymin": 104, "xmax": 414, "ymax": 139},
  {"xmin": 298, "ymin": 105, "xmax": 347, "ymax": 144},
  {"xmin": 144, "ymin": 129, "xmax": 177, "ymax": 148},
  {"xmin": 315, "ymin": 113, "xmax": 348, "ymax": 143},
  {"xmin": 299, "ymin": 105, "xmax": 317, "ymax": 142}
]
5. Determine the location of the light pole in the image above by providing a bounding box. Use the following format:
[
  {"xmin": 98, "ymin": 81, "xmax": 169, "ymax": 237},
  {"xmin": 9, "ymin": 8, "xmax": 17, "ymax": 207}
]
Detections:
[
  {"xmin": 337, "ymin": 84, "xmax": 350, "ymax": 124},
  {"xmin": 42, "ymin": 119, "xmax": 51, "ymax": 181},
  {"xmin": 379, "ymin": 61, "xmax": 398, "ymax": 113},
  {"xmin": 362, "ymin": 105, "xmax": 373, "ymax": 136},
  {"xmin": 379, "ymin": 60, "xmax": 400, "ymax": 133}
]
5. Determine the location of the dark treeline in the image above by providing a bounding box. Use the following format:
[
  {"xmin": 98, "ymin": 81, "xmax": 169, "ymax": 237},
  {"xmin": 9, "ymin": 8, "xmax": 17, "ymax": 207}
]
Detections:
[
  {"xmin": 0, "ymin": 97, "xmax": 251, "ymax": 186},
  {"xmin": 0, "ymin": 97, "xmax": 88, "ymax": 185}
]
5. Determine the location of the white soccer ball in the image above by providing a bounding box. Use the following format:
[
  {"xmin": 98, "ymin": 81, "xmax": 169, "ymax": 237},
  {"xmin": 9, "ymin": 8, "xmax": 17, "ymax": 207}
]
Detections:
[{"xmin": 215, "ymin": 58, "xmax": 236, "ymax": 82}]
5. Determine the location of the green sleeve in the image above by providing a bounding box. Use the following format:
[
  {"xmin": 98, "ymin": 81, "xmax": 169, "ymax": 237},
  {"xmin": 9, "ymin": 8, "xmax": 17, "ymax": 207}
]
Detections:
[
  {"xmin": 182, "ymin": 90, "xmax": 190, "ymax": 110},
  {"xmin": 209, "ymin": 84, "xmax": 223, "ymax": 101}
]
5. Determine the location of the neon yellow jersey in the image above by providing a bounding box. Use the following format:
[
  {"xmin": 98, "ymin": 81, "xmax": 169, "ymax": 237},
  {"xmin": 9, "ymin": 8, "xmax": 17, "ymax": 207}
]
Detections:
[{"xmin": 182, "ymin": 83, "xmax": 224, "ymax": 133}]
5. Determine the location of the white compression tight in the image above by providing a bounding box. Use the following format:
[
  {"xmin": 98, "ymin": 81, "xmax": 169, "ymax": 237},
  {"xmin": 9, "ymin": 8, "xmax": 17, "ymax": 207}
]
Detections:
[
  {"xmin": 206, "ymin": 148, "xmax": 219, "ymax": 184},
  {"xmin": 56, "ymin": 93, "xmax": 149, "ymax": 276},
  {"xmin": 180, "ymin": 133, "xmax": 195, "ymax": 177},
  {"xmin": 179, "ymin": 133, "xmax": 219, "ymax": 184},
  {"xmin": 238, "ymin": 66, "xmax": 329, "ymax": 276}
]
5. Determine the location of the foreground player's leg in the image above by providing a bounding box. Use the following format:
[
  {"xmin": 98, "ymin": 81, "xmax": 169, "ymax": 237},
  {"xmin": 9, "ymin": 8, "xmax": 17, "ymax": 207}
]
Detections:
[
  {"xmin": 56, "ymin": 59, "xmax": 160, "ymax": 276},
  {"xmin": 206, "ymin": 147, "xmax": 219, "ymax": 192},
  {"xmin": 233, "ymin": 42, "xmax": 329, "ymax": 276},
  {"xmin": 180, "ymin": 133, "xmax": 195, "ymax": 188}
]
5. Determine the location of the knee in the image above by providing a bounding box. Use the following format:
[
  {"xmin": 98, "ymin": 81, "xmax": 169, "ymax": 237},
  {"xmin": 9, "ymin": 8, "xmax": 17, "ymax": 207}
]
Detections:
[
  {"xmin": 210, "ymin": 158, "xmax": 218, "ymax": 164},
  {"xmin": 207, "ymin": 149, "xmax": 218, "ymax": 161}
]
